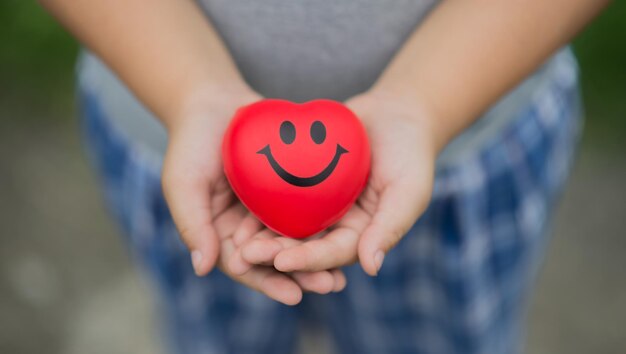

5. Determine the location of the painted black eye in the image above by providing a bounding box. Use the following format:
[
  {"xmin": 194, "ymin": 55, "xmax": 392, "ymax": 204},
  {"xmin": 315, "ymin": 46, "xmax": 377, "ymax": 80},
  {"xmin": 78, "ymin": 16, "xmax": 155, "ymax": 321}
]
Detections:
[
  {"xmin": 280, "ymin": 120, "xmax": 296, "ymax": 144},
  {"xmin": 310, "ymin": 121, "xmax": 326, "ymax": 144}
]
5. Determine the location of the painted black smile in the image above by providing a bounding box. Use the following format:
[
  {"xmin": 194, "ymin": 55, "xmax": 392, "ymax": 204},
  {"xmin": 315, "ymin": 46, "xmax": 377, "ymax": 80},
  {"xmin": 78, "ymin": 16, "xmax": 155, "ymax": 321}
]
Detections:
[{"xmin": 257, "ymin": 144, "xmax": 348, "ymax": 187}]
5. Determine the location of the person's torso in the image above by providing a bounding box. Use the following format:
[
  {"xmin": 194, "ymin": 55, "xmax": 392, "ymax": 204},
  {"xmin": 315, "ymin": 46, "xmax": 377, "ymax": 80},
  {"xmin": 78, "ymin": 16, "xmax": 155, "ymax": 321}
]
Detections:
[{"xmin": 77, "ymin": 0, "xmax": 577, "ymax": 166}]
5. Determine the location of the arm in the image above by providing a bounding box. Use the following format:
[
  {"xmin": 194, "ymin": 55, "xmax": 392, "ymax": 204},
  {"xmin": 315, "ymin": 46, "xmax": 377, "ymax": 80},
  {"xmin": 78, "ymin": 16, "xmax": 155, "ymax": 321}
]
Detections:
[
  {"xmin": 39, "ymin": 0, "xmax": 245, "ymax": 127},
  {"xmin": 37, "ymin": 1, "xmax": 249, "ymax": 271},
  {"xmin": 373, "ymin": 0, "xmax": 610, "ymax": 151},
  {"xmin": 40, "ymin": 0, "xmax": 344, "ymax": 304},
  {"xmin": 251, "ymin": 0, "xmax": 611, "ymax": 276}
]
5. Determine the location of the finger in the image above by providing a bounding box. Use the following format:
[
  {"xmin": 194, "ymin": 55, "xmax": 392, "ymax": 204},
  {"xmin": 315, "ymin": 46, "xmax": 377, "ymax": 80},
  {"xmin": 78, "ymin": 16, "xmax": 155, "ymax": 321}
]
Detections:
[
  {"xmin": 162, "ymin": 169, "xmax": 220, "ymax": 276},
  {"xmin": 241, "ymin": 231, "xmax": 303, "ymax": 266},
  {"xmin": 291, "ymin": 271, "xmax": 336, "ymax": 295},
  {"xmin": 213, "ymin": 202, "xmax": 248, "ymax": 238},
  {"xmin": 274, "ymin": 227, "xmax": 360, "ymax": 272},
  {"xmin": 227, "ymin": 247, "xmax": 253, "ymax": 276},
  {"xmin": 246, "ymin": 266, "xmax": 303, "ymax": 305},
  {"xmin": 232, "ymin": 213, "xmax": 263, "ymax": 247},
  {"xmin": 273, "ymin": 207, "xmax": 369, "ymax": 272},
  {"xmin": 331, "ymin": 268, "xmax": 347, "ymax": 292},
  {"xmin": 240, "ymin": 230, "xmax": 283, "ymax": 265},
  {"xmin": 214, "ymin": 204, "xmax": 253, "ymax": 275},
  {"xmin": 358, "ymin": 180, "xmax": 430, "ymax": 276},
  {"xmin": 221, "ymin": 238, "xmax": 302, "ymax": 305},
  {"xmin": 230, "ymin": 227, "xmax": 291, "ymax": 275}
]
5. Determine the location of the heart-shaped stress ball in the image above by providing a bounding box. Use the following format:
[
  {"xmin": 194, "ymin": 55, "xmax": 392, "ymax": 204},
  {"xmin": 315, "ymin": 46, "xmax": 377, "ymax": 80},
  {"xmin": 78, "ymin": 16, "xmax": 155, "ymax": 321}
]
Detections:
[{"xmin": 222, "ymin": 99, "xmax": 371, "ymax": 239}]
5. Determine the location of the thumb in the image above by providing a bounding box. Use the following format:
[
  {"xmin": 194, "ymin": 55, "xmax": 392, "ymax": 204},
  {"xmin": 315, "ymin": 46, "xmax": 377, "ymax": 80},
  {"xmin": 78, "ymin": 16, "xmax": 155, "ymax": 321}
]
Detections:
[
  {"xmin": 358, "ymin": 179, "xmax": 431, "ymax": 276},
  {"xmin": 162, "ymin": 168, "xmax": 220, "ymax": 276}
]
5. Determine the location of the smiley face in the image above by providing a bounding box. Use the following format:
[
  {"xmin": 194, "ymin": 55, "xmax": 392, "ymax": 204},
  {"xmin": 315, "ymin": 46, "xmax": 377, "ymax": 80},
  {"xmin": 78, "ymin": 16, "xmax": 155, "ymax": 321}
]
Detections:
[
  {"xmin": 257, "ymin": 120, "xmax": 348, "ymax": 187},
  {"xmin": 222, "ymin": 99, "xmax": 371, "ymax": 238}
]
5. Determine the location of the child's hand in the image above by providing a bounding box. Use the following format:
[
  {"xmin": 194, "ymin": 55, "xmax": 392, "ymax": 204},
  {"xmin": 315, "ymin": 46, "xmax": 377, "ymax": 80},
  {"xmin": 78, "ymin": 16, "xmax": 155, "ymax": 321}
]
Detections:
[
  {"xmin": 237, "ymin": 91, "xmax": 437, "ymax": 276},
  {"xmin": 162, "ymin": 88, "xmax": 345, "ymax": 305}
]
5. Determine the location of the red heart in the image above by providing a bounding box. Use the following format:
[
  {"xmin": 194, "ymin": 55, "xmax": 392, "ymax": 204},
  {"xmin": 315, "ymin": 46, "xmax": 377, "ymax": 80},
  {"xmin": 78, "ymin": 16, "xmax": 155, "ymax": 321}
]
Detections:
[{"xmin": 222, "ymin": 99, "xmax": 371, "ymax": 238}]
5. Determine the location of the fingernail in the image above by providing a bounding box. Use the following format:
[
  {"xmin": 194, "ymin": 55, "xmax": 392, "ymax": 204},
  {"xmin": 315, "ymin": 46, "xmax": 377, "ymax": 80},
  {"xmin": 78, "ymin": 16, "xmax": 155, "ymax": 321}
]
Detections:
[
  {"xmin": 374, "ymin": 250, "xmax": 385, "ymax": 274},
  {"xmin": 191, "ymin": 250, "xmax": 203, "ymax": 275}
]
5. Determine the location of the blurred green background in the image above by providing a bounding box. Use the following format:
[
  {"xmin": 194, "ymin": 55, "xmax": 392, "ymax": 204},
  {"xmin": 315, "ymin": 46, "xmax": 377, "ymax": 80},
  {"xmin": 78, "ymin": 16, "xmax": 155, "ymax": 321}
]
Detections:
[{"xmin": 1, "ymin": 1, "xmax": 625, "ymax": 354}]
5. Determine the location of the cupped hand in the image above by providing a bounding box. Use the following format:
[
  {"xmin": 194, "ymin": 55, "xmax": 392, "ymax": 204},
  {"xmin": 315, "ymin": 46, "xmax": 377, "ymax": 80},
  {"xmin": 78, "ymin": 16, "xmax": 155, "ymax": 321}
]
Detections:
[
  {"xmin": 237, "ymin": 91, "xmax": 438, "ymax": 276},
  {"xmin": 161, "ymin": 87, "xmax": 345, "ymax": 305}
]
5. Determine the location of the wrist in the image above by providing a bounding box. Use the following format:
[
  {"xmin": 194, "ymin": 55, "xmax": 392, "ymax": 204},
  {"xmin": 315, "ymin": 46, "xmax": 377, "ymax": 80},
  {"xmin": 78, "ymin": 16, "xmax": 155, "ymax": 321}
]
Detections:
[
  {"xmin": 165, "ymin": 80, "xmax": 260, "ymax": 134},
  {"xmin": 364, "ymin": 85, "xmax": 448, "ymax": 155}
]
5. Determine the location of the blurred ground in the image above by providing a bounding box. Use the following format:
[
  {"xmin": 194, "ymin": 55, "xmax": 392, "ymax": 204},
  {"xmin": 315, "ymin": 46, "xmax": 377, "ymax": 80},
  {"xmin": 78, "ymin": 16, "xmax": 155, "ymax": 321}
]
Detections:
[
  {"xmin": 1, "ymin": 1, "xmax": 625, "ymax": 353},
  {"xmin": 0, "ymin": 117, "xmax": 162, "ymax": 354}
]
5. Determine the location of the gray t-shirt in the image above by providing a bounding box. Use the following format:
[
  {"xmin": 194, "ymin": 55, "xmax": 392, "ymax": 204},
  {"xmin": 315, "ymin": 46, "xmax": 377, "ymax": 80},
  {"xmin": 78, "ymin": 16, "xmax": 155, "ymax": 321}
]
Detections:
[{"xmin": 78, "ymin": 0, "xmax": 574, "ymax": 166}]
